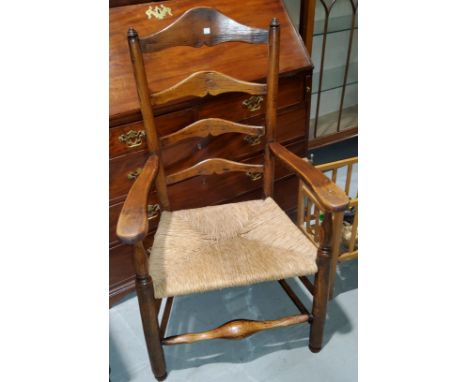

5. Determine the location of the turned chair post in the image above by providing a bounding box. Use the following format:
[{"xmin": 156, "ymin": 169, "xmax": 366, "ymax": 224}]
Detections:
[
  {"xmin": 263, "ymin": 18, "xmax": 280, "ymax": 198},
  {"xmin": 327, "ymin": 210, "xmax": 345, "ymax": 300},
  {"xmin": 127, "ymin": 28, "xmax": 170, "ymax": 210},
  {"xmin": 309, "ymin": 211, "xmax": 344, "ymax": 352},
  {"xmin": 133, "ymin": 241, "xmax": 167, "ymax": 381}
]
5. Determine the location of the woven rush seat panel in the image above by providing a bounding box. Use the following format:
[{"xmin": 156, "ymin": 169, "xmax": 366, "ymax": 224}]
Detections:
[{"xmin": 149, "ymin": 197, "xmax": 318, "ymax": 298}]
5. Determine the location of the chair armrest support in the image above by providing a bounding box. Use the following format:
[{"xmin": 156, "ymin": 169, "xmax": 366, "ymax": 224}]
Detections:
[
  {"xmin": 269, "ymin": 142, "xmax": 349, "ymax": 212},
  {"xmin": 117, "ymin": 155, "xmax": 160, "ymax": 244}
]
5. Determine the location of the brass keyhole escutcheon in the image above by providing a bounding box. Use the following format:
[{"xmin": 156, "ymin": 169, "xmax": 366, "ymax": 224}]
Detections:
[{"xmin": 242, "ymin": 96, "xmax": 264, "ymax": 112}]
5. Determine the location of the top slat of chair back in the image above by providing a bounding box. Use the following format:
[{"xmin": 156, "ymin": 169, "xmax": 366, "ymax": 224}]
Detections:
[{"xmin": 139, "ymin": 7, "xmax": 269, "ymax": 53}]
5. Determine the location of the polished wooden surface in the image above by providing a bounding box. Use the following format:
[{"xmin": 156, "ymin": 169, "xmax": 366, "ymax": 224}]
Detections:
[
  {"xmin": 118, "ymin": 8, "xmax": 302, "ymax": 379},
  {"xmin": 110, "ymin": 130, "xmax": 305, "ymax": 204},
  {"xmin": 151, "ymin": 71, "xmax": 267, "ymax": 105},
  {"xmin": 167, "ymin": 139, "xmax": 304, "ymax": 210},
  {"xmin": 263, "ymin": 18, "xmax": 280, "ymax": 198},
  {"xmin": 309, "ymin": 212, "xmax": 334, "ymax": 352},
  {"xmin": 117, "ymin": 155, "xmax": 159, "ymax": 244},
  {"xmin": 135, "ymin": 273, "xmax": 167, "ymax": 380},
  {"xmin": 140, "ymin": 6, "xmax": 269, "ymax": 52},
  {"xmin": 299, "ymin": 0, "xmax": 316, "ymax": 54},
  {"xmin": 126, "ymin": 7, "xmax": 282, "ymax": 212},
  {"xmin": 304, "ymin": 156, "xmax": 358, "ymax": 298},
  {"xmin": 109, "ymin": 233, "xmax": 155, "ymax": 306},
  {"xmin": 160, "ymin": 118, "xmax": 264, "ymax": 147},
  {"xmin": 166, "ymin": 158, "xmax": 264, "ymax": 185},
  {"xmin": 163, "ymin": 314, "xmax": 309, "ymax": 345},
  {"xmin": 110, "ymin": 0, "xmax": 311, "ymax": 120},
  {"xmin": 110, "ymin": 0, "xmax": 156, "ymax": 7},
  {"xmin": 109, "ymin": 0, "xmax": 312, "ymax": 305},
  {"xmin": 128, "ymin": 27, "xmax": 171, "ymax": 210},
  {"xmin": 269, "ymin": 142, "xmax": 348, "ymax": 212}
]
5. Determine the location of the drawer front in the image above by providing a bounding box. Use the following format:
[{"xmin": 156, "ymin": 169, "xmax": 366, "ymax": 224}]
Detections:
[
  {"xmin": 162, "ymin": 106, "xmax": 307, "ymax": 173},
  {"xmin": 197, "ymin": 73, "xmax": 304, "ymax": 121},
  {"xmin": 109, "ymin": 233, "xmax": 154, "ymax": 306},
  {"xmin": 110, "ymin": 108, "xmax": 195, "ymax": 158},
  {"xmin": 109, "ymin": 191, "xmax": 161, "ymax": 246},
  {"xmin": 109, "ymin": 150, "xmax": 148, "ymax": 201},
  {"xmin": 272, "ymin": 175, "xmax": 299, "ymax": 212},
  {"xmin": 168, "ymin": 139, "xmax": 306, "ymax": 210},
  {"xmin": 230, "ymin": 174, "xmax": 299, "ymax": 213}
]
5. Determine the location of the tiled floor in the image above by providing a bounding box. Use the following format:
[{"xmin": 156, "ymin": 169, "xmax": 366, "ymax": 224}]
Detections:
[{"xmin": 110, "ymin": 260, "xmax": 357, "ymax": 382}]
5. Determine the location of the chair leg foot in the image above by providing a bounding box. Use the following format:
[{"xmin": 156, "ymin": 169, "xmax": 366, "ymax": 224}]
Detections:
[
  {"xmin": 308, "ymin": 344, "xmax": 322, "ymax": 353},
  {"xmin": 309, "ymin": 247, "xmax": 332, "ymax": 353},
  {"xmin": 155, "ymin": 371, "xmax": 168, "ymax": 381},
  {"xmin": 136, "ymin": 278, "xmax": 167, "ymax": 380}
]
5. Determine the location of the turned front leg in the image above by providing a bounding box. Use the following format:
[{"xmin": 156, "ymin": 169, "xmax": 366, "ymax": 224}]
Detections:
[
  {"xmin": 309, "ymin": 212, "xmax": 343, "ymax": 352},
  {"xmin": 133, "ymin": 242, "xmax": 167, "ymax": 381}
]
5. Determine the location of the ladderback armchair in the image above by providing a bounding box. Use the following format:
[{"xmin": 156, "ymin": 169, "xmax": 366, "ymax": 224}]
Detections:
[{"xmin": 116, "ymin": 7, "xmax": 348, "ymax": 380}]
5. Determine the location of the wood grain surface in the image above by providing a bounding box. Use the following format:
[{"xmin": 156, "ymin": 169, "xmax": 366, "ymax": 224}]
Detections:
[
  {"xmin": 140, "ymin": 6, "xmax": 268, "ymax": 52},
  {"xmin": 110, "ymin": 0, "xmax": 312, "ymax": 119}
]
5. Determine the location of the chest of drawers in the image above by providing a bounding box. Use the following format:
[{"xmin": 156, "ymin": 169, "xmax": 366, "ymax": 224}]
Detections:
[{"xmin": 109, "ymin": 0, "xmax": 312, "ymax": 305}]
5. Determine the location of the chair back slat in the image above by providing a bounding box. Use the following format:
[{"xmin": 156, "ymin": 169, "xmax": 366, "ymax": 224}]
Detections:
[
  {"xmin": 151, "ymin": 71, "xmax": 266, "ymax": 106},
  {"xmin": 166, "ymin": 158, "xmax": 263, "ymax": 185},
  {"xmin": 161, "ymin": 118, "xmax": 264, "ymax": 147},
  {"xmin": 140, "ymin": 7, "xmax": 268, "ymax": 53}
]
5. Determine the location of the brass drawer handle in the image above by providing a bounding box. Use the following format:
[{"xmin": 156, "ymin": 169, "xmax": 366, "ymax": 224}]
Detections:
[
  {"xmin": 118, "ymin": 130, "xmax": 146, "ymax": 148},
  {"xmin": 246, "ymin": 171, "xmax": 262, "ymax": 181},
  {"xmin": 127, "ymin": 168, "xmax": 142, "ymax": 180},
  {"xmin": 242, "ymin": 96, "xmax": 264, "ymax": 112},
  {"xmin": 243, "ymin": 135, "xmax": 262, "ymax": 146},
  {"xmin": 147, "ymin": 204, "xmax": 161, "ymax": 219}
]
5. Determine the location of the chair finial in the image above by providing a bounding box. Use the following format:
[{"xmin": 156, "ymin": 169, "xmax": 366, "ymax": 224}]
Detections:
[
  {"xmin": 128, "ymin": 27, "xmax": 138, "ymax": 38},
  {"xmin": 271, "ymin": 18, "xmax": 280, "ymax": 27}
]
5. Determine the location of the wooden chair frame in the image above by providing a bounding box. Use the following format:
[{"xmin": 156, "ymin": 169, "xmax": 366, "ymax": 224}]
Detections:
[
  {"xmin": 298, "ymin": 156, "xmax": 358, "ymax": 299},
  {"xmin": 116, "ymin": 7, "xmax": 348, "ymax": 381}
]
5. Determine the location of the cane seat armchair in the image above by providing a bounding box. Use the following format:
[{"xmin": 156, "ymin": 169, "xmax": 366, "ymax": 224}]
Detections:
[{"xmin": 116, "ymin": 7, "xmax": 348, "ymax": 381}]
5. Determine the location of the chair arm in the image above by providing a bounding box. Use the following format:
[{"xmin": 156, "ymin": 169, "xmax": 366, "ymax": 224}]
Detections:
[
  {"xmin": 269, "ymin": 142, "xmax": 349, "ymax": 212},
  {"xmin": 116, "ymin": 155, "xmax": 159, "ymax": 244}
]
